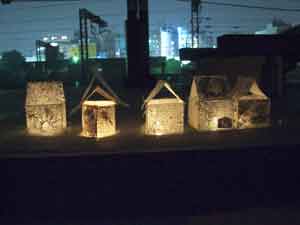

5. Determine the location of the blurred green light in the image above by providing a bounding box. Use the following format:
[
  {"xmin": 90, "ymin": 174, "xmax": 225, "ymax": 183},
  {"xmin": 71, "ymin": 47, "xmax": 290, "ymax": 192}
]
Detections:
[{"xmin": 72, "ymin": 56, "xmax": 80, "ymax": 64}]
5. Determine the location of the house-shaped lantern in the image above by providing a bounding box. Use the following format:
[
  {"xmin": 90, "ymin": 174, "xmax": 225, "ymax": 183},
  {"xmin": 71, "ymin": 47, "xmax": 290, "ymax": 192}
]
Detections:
[
  {"xmin": 75, "ymin": 71, "xmax": 127, "ymax": 138},
  {"xmin": 144, "ymin": 80, "xmax": 184, "ymax": 136},
  {"xmin": 188, "ymin": 76, "xmax": 234, "ymax": 131},
  {"xmin": 25, "ymin": 81, "xmax": 67, "ymax": 135},
  {"xmin": 81, "ymin": 88, "xmax": 117, "ymax": 138},
  {"xmin": 232, "ymin": 77, "xmax": 270, "ymax": 129}
]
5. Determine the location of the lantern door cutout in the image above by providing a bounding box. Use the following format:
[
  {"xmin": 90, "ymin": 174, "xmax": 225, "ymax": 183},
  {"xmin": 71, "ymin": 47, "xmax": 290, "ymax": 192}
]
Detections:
[
  {"xmin": 73, "ymin": 70, "xmax": 128, "ymax": 138},
  {"xmin": 232, "ymin": 77, "xmax": 270, "ymax": 129},
  {"xmin": 188, "ymin": 76, "xmax": 234, "ymax": 131},
  {"xmin": 143, "ymin": 80, "xmax": 184, "ymax": 136},
  {"xmin": 25, "ymin": 82, "xmax": 67, "ymax": 136}
]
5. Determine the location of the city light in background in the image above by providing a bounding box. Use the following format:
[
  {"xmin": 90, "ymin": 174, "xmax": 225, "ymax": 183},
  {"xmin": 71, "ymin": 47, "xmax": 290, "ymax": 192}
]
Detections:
[{"xmin": 0, "ymin": 0, "xmax": 299, "ymax": 61}]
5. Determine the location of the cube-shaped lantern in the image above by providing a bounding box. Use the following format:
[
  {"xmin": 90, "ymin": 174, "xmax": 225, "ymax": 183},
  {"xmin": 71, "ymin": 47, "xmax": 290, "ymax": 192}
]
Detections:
[
  {"xmin": 82, "ymin": 100, "xmax": 116, "ymax": 138},
  {"xmin": 144, "ymin": 80, "xmax": 184, "ymax": 135},
  {"xmin": 188, "ymin": 76, "xmax": 234, "ymax": 131},
  {"xmin": 232, "ymin": 77, "xmax": 270, "ymax": 129},
  {"xmin": 25, "ymin": 82, "xmax": 67, "ymax": 135}
]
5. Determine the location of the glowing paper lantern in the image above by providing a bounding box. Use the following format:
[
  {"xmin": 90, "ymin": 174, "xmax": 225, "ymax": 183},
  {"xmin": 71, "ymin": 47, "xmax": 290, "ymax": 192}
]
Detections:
[
  {"xmin": 82, "ymin": 96, "xmax": 116, "ymax": 138},
  {"xmin": 144, "ymin": 80, "xmax": 184, "ymax": 135},
  {"xmin": 25, "ymin": 81, "xmax": 67, "ymax": 135},
  {"xmin": 232, "ymin": 77, "xmax": 270, "ymax": 129},
  {"xmin": 188, "ymin": 76, "xmax": 234, "ymax": 131},
  {"xmin": 76, "ymin": 71, "xmax": 128, "ymax": 138}
]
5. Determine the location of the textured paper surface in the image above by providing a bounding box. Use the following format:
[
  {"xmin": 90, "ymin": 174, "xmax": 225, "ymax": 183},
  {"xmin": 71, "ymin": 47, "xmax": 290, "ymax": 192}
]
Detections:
[
  {"xmin": 188, "ymin": 76, "xmax": 234, "ymax": 131},
  {"xmin": 145, "ymin": 99, "xmax": 184, "ymax": 135},
  {"xmin": 144, "ymin": 81, "xmax": 184, "ymax": 136},
  {"xmin": 25, "ymin": 82, "xmax": 66, "ymax": 135},
  {"xmin": 189, "ymin": 76, "xmax": 270, "ymax": 131},
  {"xmin": 82, "ymin": 101, "xmax": 116, "ymax": 138}
]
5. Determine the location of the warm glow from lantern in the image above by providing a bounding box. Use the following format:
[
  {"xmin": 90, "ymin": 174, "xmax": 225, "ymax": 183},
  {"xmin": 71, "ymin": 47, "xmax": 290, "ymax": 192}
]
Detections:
[
  {"xmin": 144, "ymin": 81, "xmax": 184, "ymax": 136},
  {"xmin": 25, "ymin": 82, "xmax": 67, "ymax": 136},
  {"xmin": 152, "ymin": 121, "xmax": 164, "ymax": 136},
  {"xmin": 209, "ymin": 117, "xmax": 219, "ymax": 131},
  {"xmin": 83, "ymin": 100, "xmax": 116, "ymax": 107},
  {"xmin": 26, "ymin": 106, "xmax": 66, "ymax": 136},
  {"xmin": 189, "ymin": 76, "xmax": 270, "ymax": 131},
  {"xmin": 145, "ymin": 98, "xmax": 184, "ymax": 136},
  {"xmin": 188, "ymin": 77, "xmax": 235, "ymax": 132},
  {"xmin": 26, "ymin": 105, "xmax": 66, "ymax": 136},
  {"xmin": 81, "ymin": 100, "xmax": 117, "ymax": 138}
]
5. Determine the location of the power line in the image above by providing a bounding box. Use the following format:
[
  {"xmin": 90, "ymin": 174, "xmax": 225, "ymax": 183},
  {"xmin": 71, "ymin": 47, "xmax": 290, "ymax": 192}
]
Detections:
[
  {"xmin": 1, "ymin": 1, "xmax": 300, "ymax": 16},
  {"xmin": 0, "ymin": 13, "xmax": 283, "ymax": 26},
  {"xmin": 0, "ymin": 2, "xmax": 80, "ymax": 12},
  {"xmin": 0, "ymin": 27, "xmax": 74, "ymax": 35},
  {"xmin": 0, "ymin": 10, "xmax": 188, "ymax": 25},
  {"xmin": 1, "ymin": 5, "xmax": 299, "ymax": 26},
  {"xmin": 28, "ymin": 2, "xmax": 80, "ymax": 9},
  {"xmin": 0, "ymin": 16, "xmax": 77, "ymax": 25},
  {"xmin": 0, "ymin": 21, "xmax": 265, "ymax": 35},
  {"xmin": 202, "ymin": 1, "xmax": 300, "ymax": 12},
  {"xmin": 0, "ymin": 18, "xmax": 269, "ymax": 34},
  {"xmin": 5, "ymin": 0, "xmax": 299, "ymax": 12}
]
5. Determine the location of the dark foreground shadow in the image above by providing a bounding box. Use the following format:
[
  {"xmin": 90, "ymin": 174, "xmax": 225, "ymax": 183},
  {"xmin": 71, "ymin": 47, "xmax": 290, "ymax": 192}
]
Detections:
[{"xmin": 1, "ymin": 144, "xmax": 300, "ymax": 223}]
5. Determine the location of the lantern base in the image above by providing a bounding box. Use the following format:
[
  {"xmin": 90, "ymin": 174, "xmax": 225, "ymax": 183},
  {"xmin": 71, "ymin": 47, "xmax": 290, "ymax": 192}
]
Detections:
[{"xmin": 27, "ymin": 128, "xmax": 66, "ymax": 136}]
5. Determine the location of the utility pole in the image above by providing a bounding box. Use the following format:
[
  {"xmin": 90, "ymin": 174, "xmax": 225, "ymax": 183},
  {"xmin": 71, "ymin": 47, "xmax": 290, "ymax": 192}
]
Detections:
[
  {"xmin": 35, "ymin": 40, "xmax": 59, "ymax": 73},
  {"xmin": 178, "ymin": 0, "xmax": 202, "ymax": 48},
  {"xmin": 126, "ymin": 0, "xmax": 152, "ymax": 88},
  {"xmin": 79, "ymin": 8, "xmax": 107, "ymax": 84}
]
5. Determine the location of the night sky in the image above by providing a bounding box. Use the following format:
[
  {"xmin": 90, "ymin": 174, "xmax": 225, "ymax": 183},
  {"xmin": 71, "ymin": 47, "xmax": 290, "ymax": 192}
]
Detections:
[{"xmin": 1, "ymin": 0, "xmax": 300, "ymax": 56}]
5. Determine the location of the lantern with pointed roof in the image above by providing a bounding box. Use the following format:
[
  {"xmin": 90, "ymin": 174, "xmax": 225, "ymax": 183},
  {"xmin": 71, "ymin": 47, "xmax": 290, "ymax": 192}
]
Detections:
[
  {"xmin": 143, "ymin": 80, "xmax": 184, "ymax": 136},
  {"xmin": 25, "ymin": 81, "xmax": 67, "ymax": 135},
  {"xmin": 188, "ymin": 75, "xmax": 234, "ymax": 131},
  {"xmin": 74, "ymin": 70, "xmax": 128, "ymax": 138},
  {"xmin": 232, "ymin": 77, "xmax": 270, "ymax": 129}
]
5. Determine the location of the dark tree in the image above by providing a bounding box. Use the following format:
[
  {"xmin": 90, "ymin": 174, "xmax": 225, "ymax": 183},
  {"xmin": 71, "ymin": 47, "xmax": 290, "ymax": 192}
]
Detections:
[
  {"xmin": 0, "ymin": 50, "xmax": 26, "ymax": 88},
  {"xmin": 1, "ymin": 50, "xmax": 25, "ymax": 73}
]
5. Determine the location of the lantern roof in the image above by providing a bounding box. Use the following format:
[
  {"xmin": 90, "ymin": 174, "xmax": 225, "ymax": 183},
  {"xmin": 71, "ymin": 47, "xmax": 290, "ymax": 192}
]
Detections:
[
  {"xmin": 191, "ymin": 75, "xmax": 232, "ymax": 100},
  {"xmin": 231, "ymin": 77, "xmax": 268, "ymax": 99},
  {"xmin": 143, "ymin": 80, "xmax": 184, "ymax": 109},
  {"xmin": 26, "ymin": 81, "xmax": 65, "ymax": 106},
  {"xmin": 70, "ymin": 69, "xmax": 128, "ymax": 116}
]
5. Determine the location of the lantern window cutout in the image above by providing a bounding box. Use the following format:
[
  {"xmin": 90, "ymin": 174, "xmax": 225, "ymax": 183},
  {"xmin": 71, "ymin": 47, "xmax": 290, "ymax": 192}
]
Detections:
[
  {"xmin": 76, "ymin": 72, "xmax": 128, "ymax": 138},
  {"xmin": 232, "ymin": 77, "xmax": 270, "ymax": 129},
  {"xmin": 143, "ymin": 80, "xmax": 184, "ymax": 136},
  {"xmin": 188, "ymin": 76, "xmax": 234, "ymax": 131},
  {"xmin": 25, "ymin": 81, "xmax": 67, "ymax": 136}
]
